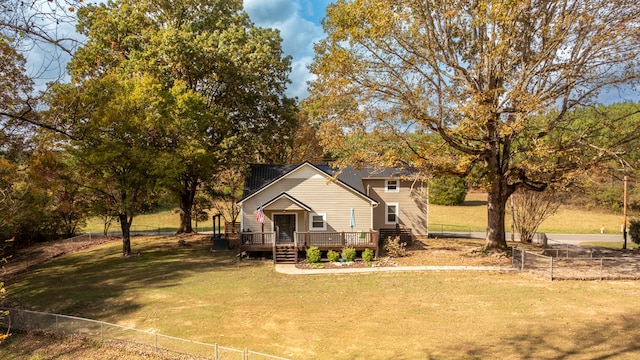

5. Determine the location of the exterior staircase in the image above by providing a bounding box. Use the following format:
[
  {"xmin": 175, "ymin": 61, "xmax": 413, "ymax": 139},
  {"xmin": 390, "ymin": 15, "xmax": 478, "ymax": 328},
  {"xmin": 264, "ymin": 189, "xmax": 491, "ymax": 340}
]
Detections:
[{"xmin": 274, "ymin": 244, "xmax": 296, "ymax": 264}]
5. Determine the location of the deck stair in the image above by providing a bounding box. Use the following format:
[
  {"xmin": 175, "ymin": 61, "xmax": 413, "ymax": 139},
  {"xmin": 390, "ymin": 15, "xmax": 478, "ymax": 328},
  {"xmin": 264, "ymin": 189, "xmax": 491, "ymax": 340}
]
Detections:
[{"xmin": 274, "ymin": 244, "xmax": 296, "ymax": 264}]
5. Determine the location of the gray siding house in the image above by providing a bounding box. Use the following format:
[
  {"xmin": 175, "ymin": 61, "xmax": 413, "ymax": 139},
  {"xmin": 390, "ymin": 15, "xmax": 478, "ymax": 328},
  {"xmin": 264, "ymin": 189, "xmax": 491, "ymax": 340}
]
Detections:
[{"xmin": 236, "ymin": 162, "xmax": 428, "ymax": 263}]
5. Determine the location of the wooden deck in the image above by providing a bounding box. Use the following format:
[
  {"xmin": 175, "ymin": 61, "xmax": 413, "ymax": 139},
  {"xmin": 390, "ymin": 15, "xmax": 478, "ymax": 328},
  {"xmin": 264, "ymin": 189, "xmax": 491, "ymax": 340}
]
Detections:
[{"xmin": 239, "ymin": 231, "xmax": 379, "ymax": 263}]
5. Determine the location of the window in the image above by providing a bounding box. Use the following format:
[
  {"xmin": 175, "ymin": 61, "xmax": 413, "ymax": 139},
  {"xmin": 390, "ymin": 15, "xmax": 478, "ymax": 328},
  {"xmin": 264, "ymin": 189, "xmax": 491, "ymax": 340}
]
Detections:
[
  {"xmin": 385, "ymin": 179, "xmax": 399, "ymax": 192},
  {"xmin": 386, "ymin": 203, "xmax": 399, "ymax": 224},
  {"xmin": 310, "ymin": 213, "xmax": 326, "ymax": 230}
]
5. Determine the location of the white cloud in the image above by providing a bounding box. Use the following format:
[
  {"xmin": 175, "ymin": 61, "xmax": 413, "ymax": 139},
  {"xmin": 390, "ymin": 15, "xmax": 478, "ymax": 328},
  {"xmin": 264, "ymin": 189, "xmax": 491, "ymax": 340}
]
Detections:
[
  {"xmin": 244, "ymin": 0, "xmax": 326, "ymax": 99},
  {"xmin": 244, "ymin": 0, "xmax": 298, "ymax": 24},
  {"xmin": 289, "ymin": 56, "xmax": 317, "ymax": 100}
]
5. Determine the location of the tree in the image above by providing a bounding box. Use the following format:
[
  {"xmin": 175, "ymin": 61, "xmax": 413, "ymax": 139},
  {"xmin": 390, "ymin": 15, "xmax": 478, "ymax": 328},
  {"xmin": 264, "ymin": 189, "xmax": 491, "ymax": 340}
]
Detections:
[
  {"xmin": 71, "ymin": 0, "xmax": 296, "ymax": 233},
  {"xmin": 630, "ymin": 219, "xmax": 640, "ymax": 245},
  {"xmin": 0, "ymin": 0, "xmax": 82, "ymax": 56},
  {"xmin": 259, "ymin": 107, "xmax": 326, "ymax": 164},
  {"xmin": 429, "ymin": 176, "xmax": 468, "ymax": 206},
  {"xmin": 206, "ymin": 167, "xmax": 246, "ymax": 225},
  {"xmin": 511, "ymin": 188, "xmax": 560, "ymax": 243},
  {"xmin": 0, "ymin": 37, "xmax": 36, "ymax": 133},
  {"xmin": 47, "ymin": 73, "xmax": 172, "ymax": 255},
  {"xmin": 1, "ymin": 1, "xmax": 87, "ymax": 134},
  {"xmin": 308, "ymin": 0, "xmax": 640, "ymax": 251},
  {"xmin": 27, "ymin": 148, "xmax": 92, "ymax": 238}
]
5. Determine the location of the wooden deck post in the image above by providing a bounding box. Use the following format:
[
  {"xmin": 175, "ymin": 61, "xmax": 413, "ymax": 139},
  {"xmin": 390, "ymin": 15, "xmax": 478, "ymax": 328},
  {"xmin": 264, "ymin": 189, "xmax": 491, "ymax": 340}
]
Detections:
[{"xmin": 294, "ymin": 231, "xmax": 298, "ymax": 264}]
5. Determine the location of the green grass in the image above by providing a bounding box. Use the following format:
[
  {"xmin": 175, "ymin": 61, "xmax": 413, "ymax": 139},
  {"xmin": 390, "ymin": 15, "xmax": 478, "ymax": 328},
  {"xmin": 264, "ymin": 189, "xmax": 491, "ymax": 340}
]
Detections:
[
  {"xmin": 82, "ymin": 209, "xmax": 218, "ymax": 234},
  {"xmin": 429, "ymin": 192, "xmax": 636, "ymax": 234},
  {"xmin": 81, "ymin": 192, "xmax": 636, "ymax": 236},
  {"xmin": 580, "ymin": 241, "xmax": 640, "ymax": 250},
  {"xmin": 4, "ymin": 235, "xmax": 640, "ymax": 359}
]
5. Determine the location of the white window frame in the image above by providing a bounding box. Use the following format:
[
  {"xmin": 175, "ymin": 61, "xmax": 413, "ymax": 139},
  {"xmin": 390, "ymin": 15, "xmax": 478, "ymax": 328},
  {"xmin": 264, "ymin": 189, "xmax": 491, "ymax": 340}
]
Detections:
[
  {"xmin": 385, "ymin": 203, "xmax": 399, "ymax": 224},
  {"xmin": 310, "ymin": 213, "xmax": 327, "ymax": 231},
  {"xmin": 385, "ymin": 179, "xmax": 400, "ymax": 193}
]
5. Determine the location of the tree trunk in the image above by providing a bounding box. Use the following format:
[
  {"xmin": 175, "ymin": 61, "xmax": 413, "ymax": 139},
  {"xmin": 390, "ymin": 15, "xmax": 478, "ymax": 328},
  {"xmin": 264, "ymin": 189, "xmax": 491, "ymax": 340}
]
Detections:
[
  {"xmin": 177, "ymin": 178, "xmax": 198, "ymax": 233},
  {"xmin": 484, "ymin": 170, "xmax": 510, "ymax": 252},
  {"xmin": 119, "ymin": 213, "xmax": 131, "ymax": 256}
]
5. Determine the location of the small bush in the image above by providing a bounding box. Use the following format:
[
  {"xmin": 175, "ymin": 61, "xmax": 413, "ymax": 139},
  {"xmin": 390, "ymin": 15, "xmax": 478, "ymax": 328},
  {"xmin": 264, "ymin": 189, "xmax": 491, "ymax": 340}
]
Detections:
[
  {"xmin": 429, "ymin": 176, "xmax": 468, "ymax": 206},
  {"xmin": 327, "ymin": 250, "xmax": 341, "ymax": 262},
  {"xmin": 362, "ymin": 248, "xmax": 374, "ymax": 262},
  {"xmin": 384, "ymin": 236, "xmax": 407, "ymax": 257},
  {"xmin": 306, "ymin": 246, "xmax": 321, "ymax": 263},
  {"xmin": 342, "ymin": 247, "xmax": 356, "ymax": 261},
  {"xmin": 630, "ymin": 219, "xmax": 640, "ymax": 245}
]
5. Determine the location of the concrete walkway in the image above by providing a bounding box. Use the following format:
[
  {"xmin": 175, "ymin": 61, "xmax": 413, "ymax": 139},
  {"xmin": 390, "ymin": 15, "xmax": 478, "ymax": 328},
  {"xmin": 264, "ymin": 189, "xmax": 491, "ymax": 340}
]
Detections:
[{"xmin": 275, "ymin": 264, "xmax": 516, "ymax": 275}]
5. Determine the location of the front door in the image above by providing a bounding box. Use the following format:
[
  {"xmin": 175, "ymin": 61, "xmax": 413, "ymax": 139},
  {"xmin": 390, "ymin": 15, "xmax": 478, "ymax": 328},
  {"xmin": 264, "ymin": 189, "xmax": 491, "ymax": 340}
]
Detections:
[{"xmin": 274, "ymin": 214, "xmax": 296, "ymax": 243}]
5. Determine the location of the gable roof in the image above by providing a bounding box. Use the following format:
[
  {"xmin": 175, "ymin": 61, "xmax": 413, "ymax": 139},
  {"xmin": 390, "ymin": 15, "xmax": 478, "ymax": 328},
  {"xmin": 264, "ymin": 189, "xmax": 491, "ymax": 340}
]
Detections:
[
  {"xmin": 238, "ymin": 162, "xmax": 378, "ymax": 205},
  {"xmin": 260, "ymin": 192, "xmax": 312, "ymax": 211}
]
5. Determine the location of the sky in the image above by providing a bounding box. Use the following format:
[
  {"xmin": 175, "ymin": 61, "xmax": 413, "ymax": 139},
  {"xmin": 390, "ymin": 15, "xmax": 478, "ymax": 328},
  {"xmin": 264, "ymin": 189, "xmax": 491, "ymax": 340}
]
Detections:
[
  {"xmin": 243, "ymin": 0, "xmax": 332, "ymax": 100},
  {"xmin": 22, "ymin": 0, "xmax": 636, "ymax": 104},
  {"xmin": 22, "ymin": 0, "xmax": 331, "ymax": 101}
]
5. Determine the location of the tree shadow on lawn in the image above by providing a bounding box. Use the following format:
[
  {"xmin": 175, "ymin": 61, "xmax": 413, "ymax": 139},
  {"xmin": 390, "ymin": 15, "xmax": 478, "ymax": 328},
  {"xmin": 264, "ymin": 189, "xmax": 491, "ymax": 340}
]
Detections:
[
  {"xmin": 433, "ymin": 311, "xmax": 640, "ymax": 359},
  {"xmin": 3, "ymin": 235, "xmax": 264, "ymax": 320},
  {"xmin": 462, "ymin": 199, "xmax": 488, "ymax": 206}
]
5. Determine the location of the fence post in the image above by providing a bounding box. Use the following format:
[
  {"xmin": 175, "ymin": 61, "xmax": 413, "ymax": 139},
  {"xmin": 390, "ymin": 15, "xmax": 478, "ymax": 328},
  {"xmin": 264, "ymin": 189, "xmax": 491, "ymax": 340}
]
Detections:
[
  {"xmin": 215, "ymin": 343, "xmax": 219, "ymax": 360},
  {"xmin": 155, "ymin": 333, "xmax": 158, "ymax": 351},
  {"xmin": 100, "ymin": 323, "xmax": 103, "ymax": 344},
  {"xmin": 600, "ymin": 258, "xmax": 604, "ymax": 281},
  {"xmin": 512, "ymin": 248, "xmax": 515, "ymax": 267},
  {"xmin": 521, "ymin": 250, "xmax": 525, "ymax": 271},
  {"xmin": 549, "ymin": 257, "xmax": 553, "ymax": 281}
]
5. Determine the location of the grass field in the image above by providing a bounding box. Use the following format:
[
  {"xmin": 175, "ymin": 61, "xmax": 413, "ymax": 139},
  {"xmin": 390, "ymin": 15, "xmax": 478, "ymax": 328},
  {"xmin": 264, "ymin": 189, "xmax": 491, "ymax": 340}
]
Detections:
[
  {"xmin": 3, "ymin": 235, "xmax": 640, "ymax": 359},
  {"xmin": 82, "ymin": 192, "xmax": 635, "ymax": 236},
  {"xmin": 82, "ymin": 209, "xmax": 217, "ymax": 234},
  {"xmin": 429, "ymin": 192, "xmax": 634, "ymax": 234}
]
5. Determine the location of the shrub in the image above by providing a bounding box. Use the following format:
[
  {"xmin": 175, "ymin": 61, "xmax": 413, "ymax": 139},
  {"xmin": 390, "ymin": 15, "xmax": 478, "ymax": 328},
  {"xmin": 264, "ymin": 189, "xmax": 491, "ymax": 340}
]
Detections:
[
  {"xmin": 327, "ymin": 250, "xmax": 341, "ymax": 262},
  {"xmin": 429, "ymin": 176, "xmax": 468, "ymax": 205},
  {"xmin": 306, "ymin": 246, "xmax": 321, "ymax": 263},
  {"xmin": 362, "ymin": 248, "xmax": 374, "ymax": 262},
  {"xmin": 630, "ymin": 219, "xmax": 640, "ymax": 245},
  {"xmin": 342, "ymin": 247, "xmax": 357, "ymax": 261},
  {"xmin": 384, "ymin": 236, "xmax": 407, "ymax": 257}
]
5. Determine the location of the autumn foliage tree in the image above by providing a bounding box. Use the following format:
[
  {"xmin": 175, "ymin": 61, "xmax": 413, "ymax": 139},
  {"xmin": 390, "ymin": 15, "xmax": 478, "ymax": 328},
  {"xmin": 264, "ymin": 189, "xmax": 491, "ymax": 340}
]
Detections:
[
  {"xmin": 308, "ymin": 0, "xmax": 640, "ymax": 251},
  {"xmin": 47, "ymin": 74, "xmax": 173, "ymax": 255},
  {"xmin": 67, "ymin": 0, "xmax": 296, "ymax": 234}
]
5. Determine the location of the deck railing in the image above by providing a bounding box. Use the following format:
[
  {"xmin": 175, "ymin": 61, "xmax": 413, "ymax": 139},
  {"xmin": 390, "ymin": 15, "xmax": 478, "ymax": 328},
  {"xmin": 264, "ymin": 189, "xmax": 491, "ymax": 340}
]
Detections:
[
  {"xmin": 240, "ymin": 230, "xmax": 378, "ymax": 253},
  {"xmin": 296, "ymin": 231, "xmax": 378, "ymax": 248},
  {"xmin": 240, "ymin": 232, "xmax": 275, "ymax": 247}
]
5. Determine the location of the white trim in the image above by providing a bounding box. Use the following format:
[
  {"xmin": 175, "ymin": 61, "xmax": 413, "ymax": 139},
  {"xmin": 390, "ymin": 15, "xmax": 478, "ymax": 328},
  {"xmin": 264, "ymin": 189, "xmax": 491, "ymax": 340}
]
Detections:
[
  {"xmin": 309, "ymin": 213, "xmax": 327, "ymax": 231},
  {"xmin": 385, "ymin": 179, "xmax": 400, "ymax": 193},
  {"xmin": 261, "ymin": 192, "xmax": 312, "ymax": 211},
  {"xmin": 237, "ymin": 162, "xmax": 378, "ymax": 206},
  {"xmin": 385, "ymin": 203, "xmax": 399, "ymax": 224}
]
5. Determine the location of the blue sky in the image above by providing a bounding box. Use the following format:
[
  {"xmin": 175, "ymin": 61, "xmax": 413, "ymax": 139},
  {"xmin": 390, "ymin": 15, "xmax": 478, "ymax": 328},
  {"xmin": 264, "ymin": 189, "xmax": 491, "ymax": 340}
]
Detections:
[
  {"xmin": 243, "ymin": 0, "xmax": 332, "ymax": 100},
  {"xmin": 23, "ymin": 0, "xmax": 635, "ymax": 104},
  {"xmin": 23, "ymin": 0, "xmax": 331, "ymax": 101}
]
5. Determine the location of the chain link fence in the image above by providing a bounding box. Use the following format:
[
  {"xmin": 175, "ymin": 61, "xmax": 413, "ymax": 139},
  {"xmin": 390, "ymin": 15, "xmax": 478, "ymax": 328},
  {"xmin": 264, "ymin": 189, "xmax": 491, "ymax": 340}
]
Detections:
[
  {"xmin": 1, "ymin": 308, "xmax": 287, "ymax": 360},
  {"xmin": 512, "ymin": 247, "xmax": 640, "ymax": 280}
]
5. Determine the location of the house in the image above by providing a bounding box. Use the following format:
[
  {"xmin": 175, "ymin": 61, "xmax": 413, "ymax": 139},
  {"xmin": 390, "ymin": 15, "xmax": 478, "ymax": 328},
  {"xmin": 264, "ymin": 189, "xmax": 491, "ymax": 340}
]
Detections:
[{"xmin": 236, "ymin": 162, "xmax": 428, "ymax": 263}]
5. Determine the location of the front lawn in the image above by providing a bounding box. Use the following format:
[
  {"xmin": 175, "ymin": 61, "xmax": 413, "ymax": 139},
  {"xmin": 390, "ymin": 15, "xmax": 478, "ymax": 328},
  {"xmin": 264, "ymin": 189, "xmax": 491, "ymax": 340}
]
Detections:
[{"xmin": 3, "ymin": 235, "xmax": 640, "ymax": 359}]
